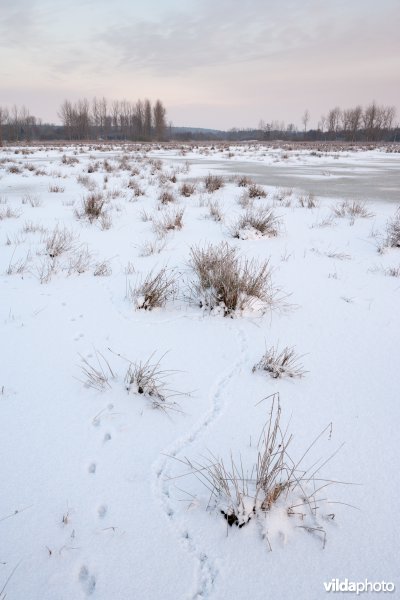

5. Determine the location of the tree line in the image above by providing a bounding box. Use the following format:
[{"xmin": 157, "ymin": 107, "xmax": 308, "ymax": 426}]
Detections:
[
  {"xmin": 58, "ymin": 97, "xmax": 167, "ymax": 141},
  {"xmin": 0, "ymin": 99, "xmax": 398, "ymax": 144},
  {"xmin": 0, "ymin": 105, "xmax": 39, "ymax": 145},
  {"xmin": 318, "ymin": 102, "xmax": 396, "ymax": 141},
  {"xmin": 0, "ymin": 98, "xmax": 168, "ymax": 144},
  {"xmin": 256, "ymin": 102, "xmax": 397, "ymax": 142}
]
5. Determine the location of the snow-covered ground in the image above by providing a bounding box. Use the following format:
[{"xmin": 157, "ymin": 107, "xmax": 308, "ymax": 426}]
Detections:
[{"xmin": 1, "ymin": 143, "xmax": 399, "ymax": 599}]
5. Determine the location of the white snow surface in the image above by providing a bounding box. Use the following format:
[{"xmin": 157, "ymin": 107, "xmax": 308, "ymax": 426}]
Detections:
[{"xmin": 1, "ymin": 143, "xmax": 399, "ymax": 599}]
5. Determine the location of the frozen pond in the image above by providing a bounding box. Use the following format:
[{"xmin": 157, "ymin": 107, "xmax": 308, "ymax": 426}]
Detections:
[{"xmin": 159, "ymin": 153, "xmax": 400, "ymax": 204}]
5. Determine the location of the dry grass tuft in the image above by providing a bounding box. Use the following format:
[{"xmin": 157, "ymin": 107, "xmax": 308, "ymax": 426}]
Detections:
[
  {"xmin": 274, "ymin": 188, "xmax": 293, "ymax": 202},
  {"xmin": 125, "ymin": 353, "xmax": 183, "ymax": 412},
  {"xmin": 45, "ymin": 226, "xmax": 77, "ymax": 258},
  {"xmin": 331, "ymin": 200, "xmax": 374, "ymax": 219},
  {"xmin": 248, "ymin": 184, "xmax": 267, "ymax": 198},
  {"xmin": 253, "ymin": 344, "xmax": 306, "ymax": 379},
  {"xmin": 79, "ymin": 350, "xmax": 115, "ymax": 391},
  {"xmin": 94, "ymin": 260, "xmax": 112, "ymax": 276},
  {"xmin": 130, "ymin": 267, "xmax": 177, "ymax": 310},
  {"xmin": 179, "ymin": 182, "xmax": 196, "ymax": 197},
  {"xmin": 204, "ymin": 173, "xmax": 224, "ymax": 193},
  {"xmin": 189, "ymin": 242, "xmax": 277, "ymax": 315},
  {"xmin": 128, "ymin": 179, "xmax": 145, "ymax": 197},
  {"xmin": 384, "ymin": 207, "xmax": 400, "ymax": 248},
  {"xmin": 76, "ymin": 193, "xmax": 106, "ymax": 222},
  {"xmin": 0, "ymin": 206, "xmax": 21, "ymax": 220},
  {"xmin": 67, "ymin": 246, "xmax": 92, "ymax": 275},
  {"xmin": 77, "ymin": 174, "xmax": 98, "ymax": 191},
  {"xmin": 48, "ymin": 184, "xmax": 65, "ymax": 193},
  {"xmin": 298, "ymin": 193, "xmax": 318, "ymax": 209},
  {"xmin": 177, "ymin": 394, "xmax": 342, "ymax": 548},
  {"xmin": 229, "ymin": 207, "xmax": 280, "ymax": 239},
  {"xmin": 22, "ymin": 194, "xmax": 42, "ymax": 207},
  {"xmin": 207, "ymin": 199, "xmax": 224, "ymax": 222},
  {"xmin": 158, "ymin": 190, "xmax": 176, "ymax": 205},
  {"xmin": 62, "ymin": 154, "xmax": 79, "ymax": 165},
  {"xmin": 237, "ymin": 175, "xmax": 253, "ymax": 187},
  {"xmin": 138, "ymin": 238, "xmax": 167, "ymax": 257},
  {"xmin": 36, "ymin": 257, "xmax": 56, "ymax": 284},
  {"xmin": 7, "ymin": 165, "xmax": 22, "ymax": 174},
  {"xmin": 153, "ymin": 208, "xmax": 184, "ymax": 235},
  {"xmin": 384, "ymin": 264, "xmax": 400, "ymax": 277}
]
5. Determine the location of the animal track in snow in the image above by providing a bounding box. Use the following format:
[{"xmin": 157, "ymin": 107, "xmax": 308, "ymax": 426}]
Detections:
[
  {"xmin": 153, "ymin": 323, "xmax": 249, "ymax": 599},
  {"xmin": 88, "ymin": 463, "xmax": 96, "ymax": 474},
  {"xmin": 91, "ymin": 404, "xmax": 115, "ymax": 428},
  {"xmin": 78, "ymin": 565, "xmax": 96, "ymax": 596},
  {"xmin": 97, "ymin": 504, "xmax": 107, "ymax": 519}
]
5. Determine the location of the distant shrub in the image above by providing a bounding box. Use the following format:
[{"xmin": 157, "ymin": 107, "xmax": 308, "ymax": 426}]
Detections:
[
  {"xmin": 204, "ymin": 173, "xmax": 224, "ymax": 193},
  {"xmin": 48, "ymin": 184, "xmax": 65, "ymax": 193},
  {"xmin": 179, "ymin": 182, "xmax": 196, "ymax": 197},
  {"xmin": 298, "ymin": 192, "xmax": 318, "ymax": 208},
  {"xmin": 128, "ymin": 179, "xmax": 145, "ymax": 197},
  {"xmin": 229, "ymin": 207, "xmax": 280, "ymax": 239},
  {"xmin": 94, "ymin": 260, "xmax": 112, "ymax": 277},
  {"xmin": 7, "ymin": 165, "xmax": 22, "ymax": 174},
  {"xmin": 153, "ymin": 208, "xmax": 184, "ymax": 235},
  {"xmin": 237, "ymin": 175, "xmax": 253, "ymax": 187},
  {"xmin": 0, "ymin": 206, "xmax": 20, "ymax": 220},
  {"xmin": 207, "ymin": 199, "xmax": 223, "ymax": 222},
  {"xmin": 248, "ymin": 184, "xmax": 267, "ymax": 198},
  {"xmin": 61, "ymin": 154, "xmax": 79, "ymax": 165},
  {"xmin": 75, "ymin": 193, "xmax": 106, "ymax": 222},
  {"xmin": 331, "ymin": 199, "xmax": 373, "ymax": 219},
  {"xmin": 158, "ymin": 190, "xmax": 176, "ymax": 205},
  {"xmin": 22, "ymin": 194, "xmax": 41, "ymax": 207},
  {"xmin": 274, "ymin": 188, "xmax": 293, "ymax": 202}
]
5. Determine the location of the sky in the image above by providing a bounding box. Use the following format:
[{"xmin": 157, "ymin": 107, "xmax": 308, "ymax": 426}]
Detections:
[{"xmin": 0, "ymin": 0, "xmax": 399, "ymax": 129}]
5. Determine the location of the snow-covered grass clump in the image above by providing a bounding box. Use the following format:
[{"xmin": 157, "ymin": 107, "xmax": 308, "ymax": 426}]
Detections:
[{"xmin": 188, "ymin": 242, "xmax": 277, "ymax": 316}]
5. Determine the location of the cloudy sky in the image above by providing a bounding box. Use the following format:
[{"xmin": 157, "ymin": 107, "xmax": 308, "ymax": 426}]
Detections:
[{"xmin": 1, "ymin": 0, "xmax": 399, "ymax": 129}]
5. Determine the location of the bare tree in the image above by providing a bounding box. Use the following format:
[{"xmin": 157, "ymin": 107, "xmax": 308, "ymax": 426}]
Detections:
[
  {"xmin": 347, "ymin": 105, "xmax": 362, "ymax": 141},
  {"xmin": 327, "ymin": 106, "xmax": 341, "ymax": 138},
  {"xmin": 58, "ymin": 100, "xmax": 74, "ymax": 140},
  {"xmin": 380, "ymin": 105, "xmax": 396, "ymax": 135},
  {"xmin": 135, "ymin": 99, "xmax": 144, "ymax": 139},
  {"xmin": 92, "ymin": 97, "xmax": 101, "ymax": 137},
  {"xmin": 0, "ymin": 107, "xmax": 9, "ymax": 146},
  {"xmin": 153, "ymin": 100, "xmax": 166, "ymax": 141},
  {"xmin": 99, "ymin": 97, "xmax": 108, "ymax": 139},
  {"xmin": 144, "ymin": 99, "xmax": 152, "ymax": 140},
  {"xmin": 76, "ymin": 98, "xmax": 90, "ymax": 139},
  {"xmin": 363, "ymin": 101, "xmax": 378, "ymax": 140},
  {"xmin": 301, "ymin": 109, "xmax": 310, "ymax": 135},
  {"xmin": 111, "ymin": 100, "xmax": 120, "ymax": 135}
]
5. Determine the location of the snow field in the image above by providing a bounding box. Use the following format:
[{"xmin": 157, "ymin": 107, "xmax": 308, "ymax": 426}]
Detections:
[{"xmin": 1, "ymin": 143, "xmax": 399, "ymax": 599}]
